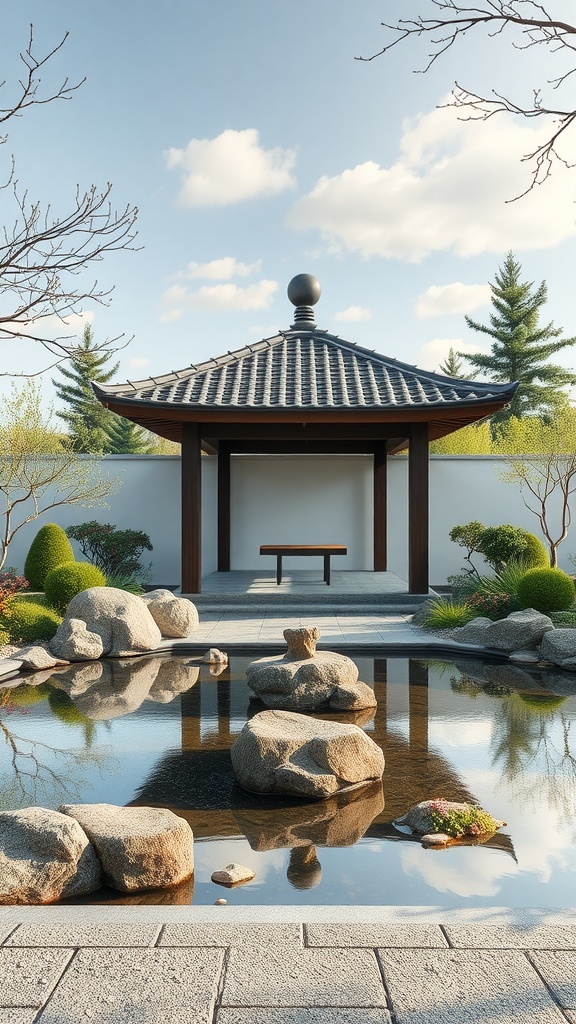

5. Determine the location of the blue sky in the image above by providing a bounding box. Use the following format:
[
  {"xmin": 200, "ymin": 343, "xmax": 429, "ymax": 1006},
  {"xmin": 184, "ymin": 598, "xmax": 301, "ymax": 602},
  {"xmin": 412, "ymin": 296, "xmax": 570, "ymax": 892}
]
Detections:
[{"xmin": 3, "ymin": 1, "xmax": 576, "ymax": 402}]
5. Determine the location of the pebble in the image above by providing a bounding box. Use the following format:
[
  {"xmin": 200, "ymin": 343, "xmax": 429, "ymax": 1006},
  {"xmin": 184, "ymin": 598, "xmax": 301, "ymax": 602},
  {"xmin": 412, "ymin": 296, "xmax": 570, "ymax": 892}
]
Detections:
[{"xmin": 214, "ymin": 898, "xmax": 228, "ymax": 905}]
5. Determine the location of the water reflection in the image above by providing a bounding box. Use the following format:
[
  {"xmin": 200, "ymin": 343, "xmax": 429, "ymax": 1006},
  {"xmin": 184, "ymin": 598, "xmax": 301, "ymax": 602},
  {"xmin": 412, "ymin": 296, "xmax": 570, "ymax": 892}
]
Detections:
[{"xmin": 2, "ymin": 650, "xmax": 576, "ymax": 905}]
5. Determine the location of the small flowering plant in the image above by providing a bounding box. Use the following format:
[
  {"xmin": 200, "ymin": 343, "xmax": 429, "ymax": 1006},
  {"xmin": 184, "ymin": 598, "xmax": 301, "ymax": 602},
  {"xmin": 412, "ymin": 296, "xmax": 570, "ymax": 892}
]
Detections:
[
  {"xmin": 465, "ymin": 590, "xmax": 512, "ymax": 621},
  {"xmin": 0, "ymin": 571, "xmax": 29, "ymax": 616},
  {"xmin": 428, "ymin": 798, "xmax": 501, "ymax": 839}
]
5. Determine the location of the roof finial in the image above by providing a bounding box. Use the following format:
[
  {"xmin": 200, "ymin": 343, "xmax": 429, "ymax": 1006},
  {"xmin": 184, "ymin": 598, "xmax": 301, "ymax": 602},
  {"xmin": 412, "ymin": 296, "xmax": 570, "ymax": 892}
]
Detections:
[{"xmin": 287, "ymin": 273, "xmax": 321, "ymax": 329}]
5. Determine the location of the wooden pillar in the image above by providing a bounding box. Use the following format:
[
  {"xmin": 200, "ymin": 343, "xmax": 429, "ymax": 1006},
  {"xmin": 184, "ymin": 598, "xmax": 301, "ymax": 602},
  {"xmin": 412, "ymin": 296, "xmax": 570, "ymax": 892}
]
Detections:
[
  {"xmin": 409, "ymin": 659, "xmax": 429, "ymax": 754},
  {"xmin": 217, "ymin": 442, "xmax": 231, "ymax": 572},
  {"xmin": 373, "ymin": 443, "xmax": 387, "ymax": 571},
  {"xmin": 408, "ymin": 423, "xmax": 429, "ymax": 594},
  {"xmin": 181, "ymin": 422, "xmax": 202, "ymax": 593}
]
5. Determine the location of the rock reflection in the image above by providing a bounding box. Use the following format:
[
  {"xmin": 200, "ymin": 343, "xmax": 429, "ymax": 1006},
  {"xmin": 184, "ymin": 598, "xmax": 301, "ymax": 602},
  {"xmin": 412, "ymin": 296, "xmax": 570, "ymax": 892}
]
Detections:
[
  {"xmin": 287, "ymin": 846, "xmax": 323, "ymax": 889},
  {"xmin": 69, "ymin": 875, "xmax": 195, "ymax": 906}
]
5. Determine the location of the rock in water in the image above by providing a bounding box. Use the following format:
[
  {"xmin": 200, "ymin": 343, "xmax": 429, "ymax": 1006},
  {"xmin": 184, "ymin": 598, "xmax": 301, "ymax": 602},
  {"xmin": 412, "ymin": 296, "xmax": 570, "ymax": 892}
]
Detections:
[{"xmin": 231, "ymin": 709, "xmax": 384, "ymax": 799}]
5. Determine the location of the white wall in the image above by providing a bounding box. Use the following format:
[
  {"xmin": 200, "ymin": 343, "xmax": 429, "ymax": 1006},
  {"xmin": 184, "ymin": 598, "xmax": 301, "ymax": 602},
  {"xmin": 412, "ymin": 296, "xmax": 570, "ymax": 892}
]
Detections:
[{"xmin": 3, "ymin": 453, "xmax": 573, "ymax": 585}]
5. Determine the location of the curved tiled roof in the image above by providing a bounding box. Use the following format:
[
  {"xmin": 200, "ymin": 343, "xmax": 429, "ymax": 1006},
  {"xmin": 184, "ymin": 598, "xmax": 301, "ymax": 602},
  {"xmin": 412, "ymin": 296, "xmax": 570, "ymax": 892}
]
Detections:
[{"xmin": 93, "ymin": 329, "xmax": 517, "ymax": 412}]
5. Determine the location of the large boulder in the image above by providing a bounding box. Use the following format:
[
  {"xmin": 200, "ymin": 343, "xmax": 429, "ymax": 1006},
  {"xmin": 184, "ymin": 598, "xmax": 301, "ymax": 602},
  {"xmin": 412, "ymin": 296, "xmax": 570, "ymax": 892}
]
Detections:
[
  {"xmin": 0, "ymin": 807, "xmax": 101, "ymax": 905},
  {"xmin": 247, "ymin": 650, "xmax": 376, "ymax": 711},
  {"xmin": 58, "ymin": 803, "xmax": 194, "ymax": 892},
  {"xmin": 231, "ymin": 709, "xmax": 384, "ymax": 799},
  {"xmin": 540, "ymin": 628, "xmax": 576, "ymax": 666},
  {"xmin": 141, "ymin": 590, "xmax": 199, "ymax": 638},
  {"xmin": 453, "ymin": 609, "xmax": 554, "ymax": 652},
  {"xmin": 50, "ymin": 588, "xmax": 161, "ymax": 659}
]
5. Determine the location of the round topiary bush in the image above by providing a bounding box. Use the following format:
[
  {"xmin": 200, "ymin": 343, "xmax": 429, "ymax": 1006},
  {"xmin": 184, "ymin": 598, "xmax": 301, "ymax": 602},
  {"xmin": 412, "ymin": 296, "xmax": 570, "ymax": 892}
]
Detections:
[
  {"xmin": 43, "ymin": 561, "xmax": 106, "ymax": 614},
  {"xmin": 520, "ymin": 531, "xmax": 549, "ymax": 569},
  {"xmin": 24, "ymin": 523, "xmax": 75, "ymax": 591},
  {"xmin": 0, "ymin": 599, "xmax": 62, "ymax": 643},
  {"xmin": 517, "ymin": 566, "xmax": 575, "ymax": 615}
]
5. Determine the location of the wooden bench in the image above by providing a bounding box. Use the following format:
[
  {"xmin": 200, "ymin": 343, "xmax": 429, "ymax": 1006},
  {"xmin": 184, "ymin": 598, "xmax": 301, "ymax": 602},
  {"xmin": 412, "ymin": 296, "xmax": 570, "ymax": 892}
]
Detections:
[{"xmin": 259, "ymin": 544, "xmax": 347, "ymax": 585}]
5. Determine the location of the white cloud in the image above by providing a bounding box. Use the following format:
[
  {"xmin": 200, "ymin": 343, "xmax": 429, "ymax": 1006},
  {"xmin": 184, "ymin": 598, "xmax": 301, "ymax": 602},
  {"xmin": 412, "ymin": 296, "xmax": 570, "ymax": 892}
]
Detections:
[
  {"xmin": 334, "ymin": 305, "xmax": 372, "ymax": 322},
  {"xmin": 185, "ymin": 257, "xmax": 262, "ymax": 281},
  {"xmin": 416, "ymin": 283, "xmax": 491, "ymax": 318},
  {"xmin": 166, "ymin": 128, "xmax": 296, "ymax": 206},
  {"xmin": 161, "ymin": 279, "xmax": 278, "ymax": 313},
  {"xmin": 158, "ymin": 309, "xmax": 183, "ymax": 324},
  {"xmin": 287, "ymin": 102, "xmax": 576, "ymax": 261},
  {"xmin": 415, "ymin": 338, "xmax": 484, "ymax": 372}
]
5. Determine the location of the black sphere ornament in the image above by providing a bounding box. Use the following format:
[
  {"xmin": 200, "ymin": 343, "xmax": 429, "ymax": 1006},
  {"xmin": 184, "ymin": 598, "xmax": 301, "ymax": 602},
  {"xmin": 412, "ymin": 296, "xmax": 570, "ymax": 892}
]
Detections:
[{"xmin": 287, "ymin": 274, "xmax": 321, "ymax": 308}]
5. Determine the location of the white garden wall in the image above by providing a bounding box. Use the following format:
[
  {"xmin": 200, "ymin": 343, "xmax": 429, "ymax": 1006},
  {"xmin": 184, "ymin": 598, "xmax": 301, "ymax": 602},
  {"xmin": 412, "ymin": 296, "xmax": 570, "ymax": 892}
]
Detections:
[{"xmin": 4, "ymin": 454, "xmax": 573, "ymax": 585}]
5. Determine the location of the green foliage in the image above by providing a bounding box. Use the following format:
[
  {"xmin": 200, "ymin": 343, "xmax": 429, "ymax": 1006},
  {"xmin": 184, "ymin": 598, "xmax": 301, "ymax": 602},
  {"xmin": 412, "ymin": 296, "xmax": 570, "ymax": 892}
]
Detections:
[
  {"xmin": 428, "ymin": 799, "xmax": 501, "ymax": 839},
  {"xmin": 4, "ymin": 682, "xmax": 51, "ymax": 707},
  {"xmin": 0, "ymin": 627, "xmax": 9, "ymax": 646},
  {"xmin": 462, "ymin": 251, "xmax": 576, "ymax": 427},
  {"xmin": 465, "ymin": 591, "xmax": 514, "ymax": 620},
  {"xmin": 551, "ymin": 608, "xmax": 576, "ymax": 628},
  {"xmin": 24, "ymin": 523, "xmax": 75, "ymax": 590},
  {"xmin": 470, "ymin": 560, "xmax": 530, "ymax": 606},
  {"xmin": 518, "ymin": 693, "xmax": 567, "ymax": 712},
  {"xmin": 430, "ymin": 423, "xmax": 492, "ymax": 455},
  {"xmin": 44, "ymin": 561, "xmax": 106, "ymax": 613},
  {"xmin": 0, "ymin": 599, "xmax": 61, "ymax": 643},
  {"xmin": 438, "ymin": 347, "xmax": 472, "ymax": 379},
  {"xmin": 517, "ymin": 567, "xmax": 575, "ymax": 614},
  {"xmin": 479, "ymin": 524, "xmax": 528, "ymax": 571},
  {"xmin": 104, "ymin": 571, "xmax": 146, "ymax": 594},
  {"xmin": 521, "ymin": 531, "xmax": 549, "ymax": 567},
  {"xmin": 48, "ymin": 688, "xmax": 93, "ymax": 725},
  {"xmin": 52, "ymin": 325, "xmax": 119, "ymax": 453},
  {"xmin": 424, "ymin": 598, "xmax": 475, "ymax": 629},
  {"xmin": 104, "ymin": 416, "xmax": 155, "ymax": 454},
  {"xmin": 66, "ymin": 521, "xmax": 152, "ymax": 579}
]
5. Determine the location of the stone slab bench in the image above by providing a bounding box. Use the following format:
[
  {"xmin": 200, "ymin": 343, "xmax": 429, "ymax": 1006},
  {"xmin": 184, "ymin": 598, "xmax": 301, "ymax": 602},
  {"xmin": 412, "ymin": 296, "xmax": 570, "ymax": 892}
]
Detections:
[{"xmin": 259, "ymin": 545, "xmax": 347, "ymax": 585}]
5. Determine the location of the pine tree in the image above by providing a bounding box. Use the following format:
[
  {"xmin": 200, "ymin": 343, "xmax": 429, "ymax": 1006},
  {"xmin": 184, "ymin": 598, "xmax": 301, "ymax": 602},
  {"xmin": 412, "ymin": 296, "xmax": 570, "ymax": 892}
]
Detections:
[
  {"xmin": 52, "ymin": 325, "xmax": 119, "ymax": 452},
  {"xmin": 105, "ymin": 415, "xmax": 155, "ymax": 454},
  {"xmin": 438, "ymin": 347, "xmax": 467, "ymax": 378},
  {"xmin": 460, "ymin": 252, "xmax": 576, "ymax": 427}
]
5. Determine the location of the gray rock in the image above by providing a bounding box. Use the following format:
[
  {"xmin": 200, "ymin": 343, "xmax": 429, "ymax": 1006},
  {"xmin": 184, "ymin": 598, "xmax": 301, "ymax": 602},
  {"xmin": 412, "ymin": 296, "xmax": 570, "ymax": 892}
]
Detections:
[
  {"xmin": 508, "ymin": 649, "xmax": 541, "ymax": 664},
  {"xmin": 453, "ymin": 609, "xmax": 554, "ymax": 652},
  {"xmin": 50, "ymin": 617, "xmax": 104, "ymax": 662},
  {"xmin": 410, "ymin": 599, "xmax": 436, "ymax": 627},
  {"xmin": 231, "ymin": 709, "xmax": 384, "ymax": 799},
  {"xmin": 540, "ymin": 629, "xmax": 576, "ymax": 665},
  {"xmin": 16, "ymin": 645, "xmax": 69, "ymax": 671},
  {"xmin": 58, "ymin": 803, "xmax": 194, "ymax": 893},
  {"xmin": 283, "ymin": 626, "xmax": 320, "ymax": 659},
  {"xmin": 247, "ymin": 650, "xmax": 376, "ymax": 711},
  {"xmin": 201, "ymin": 647, "xmax": 228, "ymax": 664},
  {"xmin": 51, "ymin": 588, "xmax": 161, "ymax": 660},
  {"xmin": 141, "ymin": 589, "xmax": 199, "ymax": 638},
  {"xmin": 0, "ymin": 659, "xmax": 24, "ymax": 682},
  {"xmin": 211, "ymin": 863, "xmax": 255, "ymax": 886},
  {"xmin": 0, "ymin": 807, "xmax": 101, "ymax": 905}
]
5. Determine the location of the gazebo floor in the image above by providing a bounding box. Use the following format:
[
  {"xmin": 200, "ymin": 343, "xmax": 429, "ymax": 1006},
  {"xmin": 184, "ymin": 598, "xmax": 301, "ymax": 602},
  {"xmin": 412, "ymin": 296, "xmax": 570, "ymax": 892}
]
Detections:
[{"xmin": 182, "ymin": 570, "xmax": 433, "ymax": 607}]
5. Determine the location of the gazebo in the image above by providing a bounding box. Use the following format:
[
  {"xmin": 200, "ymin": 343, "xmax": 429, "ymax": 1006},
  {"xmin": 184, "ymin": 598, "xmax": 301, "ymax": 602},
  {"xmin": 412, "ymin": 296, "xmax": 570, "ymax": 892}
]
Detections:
[{"xmin": 93, "ymin": 275, "xmax": 517, "ymax": 594}]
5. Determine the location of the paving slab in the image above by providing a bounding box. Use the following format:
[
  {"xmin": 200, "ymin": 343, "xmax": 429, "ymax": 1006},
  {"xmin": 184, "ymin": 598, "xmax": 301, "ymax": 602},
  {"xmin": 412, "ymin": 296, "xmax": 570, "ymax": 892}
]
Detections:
[
  {"xmin": 159, "ymin": 923, "xmax": 301, "ymax": 947},
  {"xmin": 0, "ymin": 1012, "xmax": 40, "ymax": 1024},
  {"xmin": 37, "ymin": 947, "xmax": 224, "ymax": 1024},
  {"xmin": 378, "ymin": 949, "xmax": 565, "ymax": 1024},
  {"xmin": 222, "ymin": 946, "xmax": 387, "ymax": 1007},
  {"xmin": 445, "ymin": 923, "xmax": 576, "ymax": 949},
  {"xmin": 216, "ymin": 1011, "xmax": 392, "ymax": 1024},
  {"xmin": 531, "ymin": 951, "xmax": 576, "ymax": 1009},
  {"xmin": 305, "ymin": 923, "xmax": 447, "ymax": 948},
  {"xmin": 6, "ymin": 924, "xmax": 161, "ymax": 947},
  {"xmin": 0, "ymin": 948, "xmax": 73, "ymax": 1008}
]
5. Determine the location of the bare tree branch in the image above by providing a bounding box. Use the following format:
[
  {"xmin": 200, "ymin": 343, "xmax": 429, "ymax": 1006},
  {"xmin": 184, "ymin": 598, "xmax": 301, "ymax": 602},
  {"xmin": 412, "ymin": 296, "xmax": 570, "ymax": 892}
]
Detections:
[{"xmin": 359, "ymin": 1, "xmax": 576, "ymax": 197}]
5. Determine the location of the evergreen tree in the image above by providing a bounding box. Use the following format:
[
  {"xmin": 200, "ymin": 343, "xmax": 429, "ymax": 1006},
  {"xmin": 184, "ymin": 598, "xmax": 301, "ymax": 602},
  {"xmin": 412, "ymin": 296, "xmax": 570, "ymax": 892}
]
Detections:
[
  {"xmin": 460, "ymin": 252, "xmax": 576, "ymax": 427},
  {"xmin": 52, "ymin": 325, "xmax": 118, "ymax": 452},
  {"xmin": 438, "ymin": 347, "xmax": 468, "ymax": 378},
  {"xmin": 105, "ymin": 415, "xmax": 155, "ymax": 455}
]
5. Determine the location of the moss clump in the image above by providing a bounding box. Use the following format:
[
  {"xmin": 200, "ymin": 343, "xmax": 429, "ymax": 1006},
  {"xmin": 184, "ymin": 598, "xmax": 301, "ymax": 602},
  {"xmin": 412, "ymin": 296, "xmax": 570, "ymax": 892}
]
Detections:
[
  {"xmin": 0, "ymin": 599, "xmax": 61, "ymax": 643},
  {"xmin": 44, "ymin": 561, "xmax": 106, "ymax": 614},
  {"xmin": 24, "ymin": 523, "xmax": 75, "ymax": 590},
  {"xmin": 428, "ymin": 799, "xmax": 500, "ymax": 839},
  {"xmin": 517, "ymin": 566, "xmax": 575, "ymax": 615}
]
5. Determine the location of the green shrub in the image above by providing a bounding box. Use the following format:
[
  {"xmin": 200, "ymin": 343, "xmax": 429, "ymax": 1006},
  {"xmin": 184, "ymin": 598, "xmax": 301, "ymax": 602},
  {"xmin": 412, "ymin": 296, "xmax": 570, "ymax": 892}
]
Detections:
[
  {"xmin": 517, "ymin": 566, "xmax": 575, "ymax": 615},
  {"xmin": 24, "ymin": 523, "xmax": 75, "ymax": 591},
  {"xmin": 468, "ymin": 560, "xmax": 531, "ymax": 614},
  {"xmin": 104, "ymin": 571, "xmax": 146, "ymax": 595},
  {"xmin": 424, "ymin": 598, "xmax": 476, "ymax": 630},
  {"xmin": 0, "ymin": 599, "xmax": 61, "ymax": 643},
  {"xmin": 479, "ymin": 525, "xmax": 528, "ymax": 571},
  {"xmin": 44, "ymin": 561, "xmax": 106, "ymax": 613},
  {"xmin": 0, "ymin": 628, "xmax": 9, "ymax": 647},
  {"xmin": 66, "ymin": 521, "xmax": 152, "ymax": 580},
  {"xmin": 465, "ymin": 591, "xmax": 513, "ymax": 620},
  {"xmin": 520, "ymin": 532, "xmax": 549, "ymax": 568}
]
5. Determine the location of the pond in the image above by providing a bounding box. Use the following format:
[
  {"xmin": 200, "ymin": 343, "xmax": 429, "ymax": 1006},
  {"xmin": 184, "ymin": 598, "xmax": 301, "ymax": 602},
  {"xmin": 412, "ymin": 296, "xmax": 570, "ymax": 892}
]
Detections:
[{"xmin": 1, "ymin": 649, "xmax": 576, "ymax": 907}]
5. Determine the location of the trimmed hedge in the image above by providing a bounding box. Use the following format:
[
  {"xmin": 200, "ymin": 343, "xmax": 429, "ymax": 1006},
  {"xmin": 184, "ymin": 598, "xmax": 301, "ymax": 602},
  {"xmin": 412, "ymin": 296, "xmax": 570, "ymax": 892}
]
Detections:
[
  {"xmin": 44, "ymin": 561, "xmax": 106, "ymax": 614},
  {"xmin": 24, "ymin": 524, "xmax": 74, "ymax": 590},
  {"xmin": 520, "ymin": 531, "xmax": 549, "ymax": 568},
  {"xmin": 517, "ymin": 567, "xmax": 575, "ymax": 615},
  {"xmin": 0, "ymin": 599, "xmax": 61, "ymax": 644}
]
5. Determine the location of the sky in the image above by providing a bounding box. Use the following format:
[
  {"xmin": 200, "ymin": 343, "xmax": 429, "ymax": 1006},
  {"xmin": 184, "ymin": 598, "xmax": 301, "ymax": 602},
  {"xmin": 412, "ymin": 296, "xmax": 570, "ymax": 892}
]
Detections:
[{"xmin": 2, "ymin": 0, "xmax": 576, "ymax": 405}]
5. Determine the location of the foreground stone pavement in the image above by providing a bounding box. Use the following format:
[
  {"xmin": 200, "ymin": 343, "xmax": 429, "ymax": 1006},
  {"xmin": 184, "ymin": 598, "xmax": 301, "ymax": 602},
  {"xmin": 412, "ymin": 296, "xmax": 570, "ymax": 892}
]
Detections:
[{"xmin": 2, "ymin": 907, "xmax": 576, "ymax": 1023}]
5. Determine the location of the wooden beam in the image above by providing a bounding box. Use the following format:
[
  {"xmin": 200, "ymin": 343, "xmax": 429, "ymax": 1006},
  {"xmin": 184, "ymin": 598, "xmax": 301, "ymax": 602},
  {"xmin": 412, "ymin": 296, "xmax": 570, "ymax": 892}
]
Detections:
[
  {"xmin": 181, "ymin": 422, "xmax": 202, "ymax": 593},
  {"xmin": 373, "ymin": 443, "xmax": 387, "ymax": 571},
  {"xmin": 408, "ymin": 423, "xmax": 429, "ymax": 594},
  {"xmin": 217, "ymin": 442, "xmax": 231, "ymax": 572}
]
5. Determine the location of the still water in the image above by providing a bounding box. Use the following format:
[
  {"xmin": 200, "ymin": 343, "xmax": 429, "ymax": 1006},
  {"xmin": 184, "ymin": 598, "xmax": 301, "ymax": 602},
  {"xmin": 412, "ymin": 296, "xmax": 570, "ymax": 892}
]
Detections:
[{"xmin": 1, "ymin": 650, "xmax": 576, "ymax": 906}]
